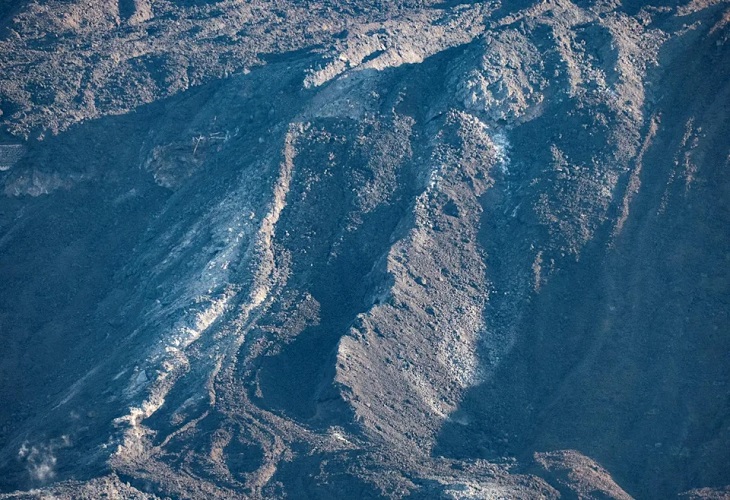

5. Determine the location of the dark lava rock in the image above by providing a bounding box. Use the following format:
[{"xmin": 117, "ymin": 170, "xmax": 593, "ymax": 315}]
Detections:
[{"xmin": 0, "ymin": 1, "xmax": 728, "ymax": 498}]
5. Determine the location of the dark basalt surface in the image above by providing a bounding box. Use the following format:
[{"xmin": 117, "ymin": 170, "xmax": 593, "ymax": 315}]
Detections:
[{"xmin": 0, "ymin": 0, "xmax": 728, "ymax": 498}]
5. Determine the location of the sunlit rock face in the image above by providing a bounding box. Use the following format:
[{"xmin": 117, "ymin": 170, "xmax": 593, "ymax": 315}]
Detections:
[{"xmin": 0, "ymin": 1, "xmax": 728, "ymax": 498}]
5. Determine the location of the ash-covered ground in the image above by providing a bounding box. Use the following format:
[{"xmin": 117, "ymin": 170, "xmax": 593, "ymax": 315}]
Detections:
[{"xmin": 0, "ymin": 0, "xmax": 728, "ymax": 498}]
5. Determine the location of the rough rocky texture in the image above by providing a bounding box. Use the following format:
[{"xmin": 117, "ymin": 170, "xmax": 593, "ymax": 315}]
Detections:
[{"xmin": 0, "ymin": 0, "xmax": 728, "ymax": 498}]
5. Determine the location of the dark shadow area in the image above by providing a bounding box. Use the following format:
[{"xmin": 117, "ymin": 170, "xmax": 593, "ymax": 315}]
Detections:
[
  {"xmin": 434, "ymin": 19, "xmax": 730, "ymax": 499},
  {"xmin": 254, "ymin": 140, "xmax": 413, "ymax": 422},
  {"xmin": 252, "ymin": 45, "xmax": 467, "ymax": 425},
  {"xmin": 0, "ymin": 107, "xmax": 170, "ymax": 492},
  {"xmin": 117, "ymin": 0, "xmax": 136, "ymax": 21},
  {"xmin": 0, "ymin": 58, "xmax": 312, "ymax": 490}
]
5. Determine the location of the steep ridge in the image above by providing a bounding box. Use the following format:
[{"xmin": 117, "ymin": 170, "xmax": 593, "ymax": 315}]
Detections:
[{"xmin": 0, "ymin": 0, "xmax": 728, "ymax": 498}]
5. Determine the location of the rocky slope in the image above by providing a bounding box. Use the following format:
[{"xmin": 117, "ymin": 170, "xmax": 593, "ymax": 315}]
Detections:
[{"xmin": 0, "ymin": 0, "xmax": 728, "ymax": 498}]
